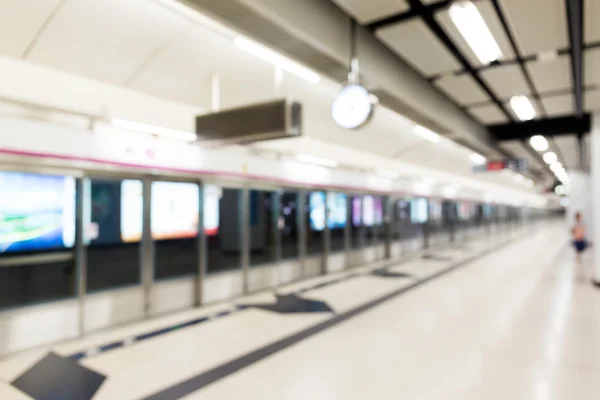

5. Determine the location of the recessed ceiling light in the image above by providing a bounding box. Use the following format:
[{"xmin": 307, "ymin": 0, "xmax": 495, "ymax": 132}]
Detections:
[
  {"xmin": 414, "ymin": 125, "xmax": 441, "ymax": 143},
  {"xmin": 543, "ymin": 152, "xmax": 557, "ymax": 164},
  {"xmin": 529, "ymin": 135, "xmax": 549, "ymax": 152},
  {"xmin": 510, "ymin": 95, "xmax": 536, "ymax": 121},
  {"xmin": 470, "ymin": 153, "xmax": 486, "ymax": 165},
  {"xmin": 449, "ymin": 1, "xmax": 503, "ymax": 64}
]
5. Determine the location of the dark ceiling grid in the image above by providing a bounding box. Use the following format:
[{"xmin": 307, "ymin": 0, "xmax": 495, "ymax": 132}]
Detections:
[
  {"xmin": 566, "ymin": 0, "xmax": 584, "ymax": 116},
  {"xmin": 566, "ymin": 0, "xmax": 585, "ymax": 169},
  {"xmin": 366, "ymin": 0, "xmax": 545, "ymax": 180},
  {"xmin": 487, "ymin": 0, "xmax": 563, "ymax": 176}
]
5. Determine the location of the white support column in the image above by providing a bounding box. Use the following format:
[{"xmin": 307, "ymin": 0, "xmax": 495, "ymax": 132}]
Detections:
[
  {"xmin": 590, "ymin": 113, "xmax": 600, "ymax": 284},
  {"xmin": 211, "ymin": 73, "xmax": 220, "ymax": 112}
]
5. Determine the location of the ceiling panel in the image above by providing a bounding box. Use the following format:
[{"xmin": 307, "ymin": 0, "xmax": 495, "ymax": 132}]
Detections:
[
  {"xmin": 27, "ymin": 0, "xmax": 190, "ymax": 85},
  {"xmin": 0, "ymin": 0, "xmax": 63, "ymax": 58},
  {"xmin": 331, "ymin": 0, "xmax": 409, "ymax": 24},
  {"xmin": 553, "ymin": 135, "xmax": 579, "ymax": 169},
  {"xmin": 526, "ymin": 56, "xmax": 571, "ymax": 93},
  {"xmin": 540, "ymin": 94, "xmax": 574, "ymax": 117},
  {"xmin": 436, "ymin": 0, "xmax": 516, "ymax": 67},
  {"xmin": 584, "ymin": 0, "xmax": 600, "ymax": 44},
  {"xmin": 480, "ymin": 64, "xmax": 530, "ymax": 99},
  {"xmin": 585, "ymin": 89, "xmax": 600, "ymax": 112},
  {"xmin": 433, "ymin": 74, "xmax": 489, "ymax": 106},
  {"xmin": 584, "ymin": 48, "xmax": 600, "ymax": 86},
  {"xmin": 468, "ymin": 103, "xmax": 509, "ymax": 124},
  {"xmin": 376, "ymin": 19, "xmax": 461, "ymax": 77},
  {"xmin": 499, "ymin": 0, "xmax": 568, "ymax": 56}
]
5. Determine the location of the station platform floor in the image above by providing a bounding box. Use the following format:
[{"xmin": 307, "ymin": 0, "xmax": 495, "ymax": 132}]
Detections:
[{"xmin": 1, "ymin": 221, "xmax": 599, "ymax": 400}]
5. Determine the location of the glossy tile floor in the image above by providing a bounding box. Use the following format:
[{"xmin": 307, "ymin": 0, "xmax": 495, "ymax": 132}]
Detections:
[{"xmin": 1, "ymin": 221, "xmax": 598, "ymax": 400}]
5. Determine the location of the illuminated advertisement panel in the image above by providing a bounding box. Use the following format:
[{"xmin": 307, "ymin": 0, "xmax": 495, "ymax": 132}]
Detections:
[
  {"xmin": 0, "ymin": 172, "xmax": 75, "ymax": 253},
  {"xmin": 327, "ymin": 193, "xmax": 347, "ymax": 229},
  {"xmin": 410, "ymin": 197, "xmax": 428, "ymax": 224},
  {"xmin": 363, "ymin": 195, "xmax": 375, "ymax": 226},
  {"xmin": 151, "ymin": 181, "xmax": 199, "ymax": 240},
  {"xmin": 121, "ymin": 180, "xmax": 143, "ymax": 243},
  {"xmin": 309, "ymin": 192, "xmax": 326, "ymax": 231},
  {"xmin": 203, "ymin": 184, "xmax": 221, "ymax": 236}
]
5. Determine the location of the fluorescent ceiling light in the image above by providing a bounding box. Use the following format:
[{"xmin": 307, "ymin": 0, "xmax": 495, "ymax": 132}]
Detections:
[
  {"xmin": 550, "ymin": 162, "xmax": 563, "ymax": 173},
  {"xmin": 296, "ymin": 153, "xmax": 338, "ymax": 168},
  {"xmin": 414, "ymin": 125, "xmax": 441, "ymax": 143},
  {"xmin": 513, "ymin": 174, "xmax": 525, "ymax": 183},
  {"xmin": 529, "ymin": 135, "xmax": 549, "ymax": 152},
  {"xmin": 510, "ymin": 95, "xmax": 536, "ymax": 121},
  {"xmin": 470, "ymin": 152, "xmax": 486, "ymax": 165},
  {"xmin": 449, "ymin": 1, "xmax": 503, "ymax": 64},
  {"xmin": 543, "ymin": 151, "xmax": 557, "ymax": 164},
  {"xmin": 376, "ymin": 168, "xmax": 400, "ymax": 179},
  {"xmin": 111, "ymin": 119, "xmax": 197, "ymax": 141},
  {"xmin": 234, "ymin": 36, "xmax": 320, "ymax": 84}
]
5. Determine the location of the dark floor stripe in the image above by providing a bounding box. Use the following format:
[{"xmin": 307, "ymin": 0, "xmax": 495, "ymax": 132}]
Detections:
[{"xmin": 143, "ymin": 235, "xmax": 521, "ymax": 400}]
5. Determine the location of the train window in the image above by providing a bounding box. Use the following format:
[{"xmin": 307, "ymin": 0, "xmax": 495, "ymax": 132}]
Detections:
[
  {"xmin": 0, "ymin": 171, "xmax": 77, "ymax": 308},
  {"xmin": 306, "ymin": 192, "xmax": 325, "ymax": 256},
  {"xmin": 249, "ymin": 190, "xmax": 277, "ymax": 267},
  {"xmin": 86, "ymin": 178, "xmax": 142, "ymax": 291},
  {"xmin": 280, "ymin": 191, "xmax": 299, "ymax": 260},
  {"xmin": 152, "ymin": 181, "xmax": 199, "ymax": 280},
  {"xmin": 328, "ymin": 192, "xmax": 347, "ymax": 253},
  {"xmin": 206, "ymin": 185, "xmax": 242, "ymax": 274}
]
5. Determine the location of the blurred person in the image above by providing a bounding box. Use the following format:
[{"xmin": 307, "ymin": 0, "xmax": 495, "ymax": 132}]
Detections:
[{"xmin": 571, "ymin": 212, "xmax": 588, "ymax": 263}]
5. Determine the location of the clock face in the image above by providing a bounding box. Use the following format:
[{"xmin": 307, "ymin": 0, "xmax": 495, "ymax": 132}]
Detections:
[{"xmin": 331, "ymin": 84, "xmax": 374, "ymax": 129}]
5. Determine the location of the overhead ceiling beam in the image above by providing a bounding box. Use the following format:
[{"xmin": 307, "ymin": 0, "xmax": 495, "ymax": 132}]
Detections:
[
  {"xmin": 566, "ymin": 0, "xmax": 584, "ymax": 116},
  {"xmin": 366, "ymin": 0, "xmax": 453, "ymax": 31},
  {"xmin": 489, "ymin": 114, "xmax": 591, "ymax": 141}
]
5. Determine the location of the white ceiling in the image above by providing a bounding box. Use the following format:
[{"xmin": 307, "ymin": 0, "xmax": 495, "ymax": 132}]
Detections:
[
  {"xmin": 499, "ymin": 0, "xmax": 568, "ymax": 56},
  {"xmin": 468, "ymin": 103, "xmax": 509, "ymax": 125},
  {"xmin": 585, "ymin": 90, "xmax": 600, "ymax": 112},
  {"xmin": 584, "ymin": 48, "xmax": 600, "ymax": 86},
  {"xmin": 584, "ymin": 0, "xmax": 600, "ymax": 44},
  {"xmin": 540, "ymin": 94, "xmax": 574, "ymax": 117},
  {"xmin": 0, "ymin": 0, "xmax": 63, "ymax": 58},
  {"xmin": 480, "ymin": 64, "xmax": 530, "ymax": 99},
  {"xmin": 553, "ymin": 135, "xmax": 580, "ymax": 169},
  {"xmin": 331, "ymin": 0, "xmax": 408, "ymax": 24},
  {"xmin": 525, "ymin": 56, "xmax": 571, "ymax": 94},
  {"xmin": 434, "ymin": 74, "xmax": 489, "ymax": 106},
  {"xmin": 27, "ymin": 0, "xmax": 191, "ymax": 85},
  {"xmin": 376, "ymin": 18, "xmax": 461, "ymax": 77}
]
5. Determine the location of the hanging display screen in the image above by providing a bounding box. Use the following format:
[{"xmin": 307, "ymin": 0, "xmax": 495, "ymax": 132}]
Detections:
[
  {"xmin": 327, "ymin": 193, "xmax": 347, "ymax": 229},
  {"xmin": 203, "ymin": 184, "xmax": 221, "ymax": 236},
  {"xmin": 0, "ymin": 172, "xmax": 76, "ymax": 253},
  {"xmin": 151, "ymin": 181, "xmax": 199, "ymax": 240},
  {"xmin": 362, "ymin": 195, "xmax": 375, "ymax": 226},
  {"xmin": 410, "ymin": 197, "xmax": 428, "ymax": 224},
  {"xmin": 309, "ymin": 192, "xmax": 326, "ymax": 231}
]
